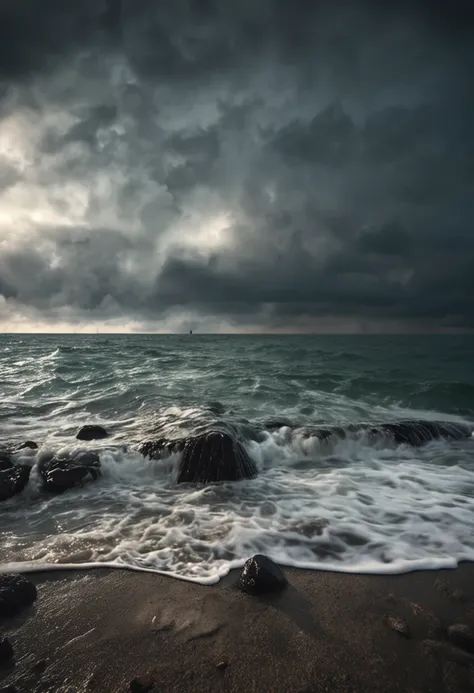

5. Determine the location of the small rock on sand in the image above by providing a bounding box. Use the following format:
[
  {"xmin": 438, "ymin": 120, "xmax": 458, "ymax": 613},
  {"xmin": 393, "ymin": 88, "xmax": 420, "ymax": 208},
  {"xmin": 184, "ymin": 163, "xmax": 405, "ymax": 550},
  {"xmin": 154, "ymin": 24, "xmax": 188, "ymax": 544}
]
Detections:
[{"xmin": 239, "ymin": 554, "xmax": 288, "ymax": 595}]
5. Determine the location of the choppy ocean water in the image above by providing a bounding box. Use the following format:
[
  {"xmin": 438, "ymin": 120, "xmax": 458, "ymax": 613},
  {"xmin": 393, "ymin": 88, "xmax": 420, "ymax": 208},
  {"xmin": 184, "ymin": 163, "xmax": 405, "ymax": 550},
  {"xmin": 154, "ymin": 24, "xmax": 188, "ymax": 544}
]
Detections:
[{"xmin": 1, "ymin": 333, "xmax": 473, "ymax": 584}]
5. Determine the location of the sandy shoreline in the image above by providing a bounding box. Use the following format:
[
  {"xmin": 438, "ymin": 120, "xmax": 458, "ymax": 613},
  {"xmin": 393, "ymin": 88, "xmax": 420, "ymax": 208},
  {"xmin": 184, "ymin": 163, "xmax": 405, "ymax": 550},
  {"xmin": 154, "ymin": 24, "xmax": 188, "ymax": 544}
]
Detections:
[{"xmin": 1, "ymin": 563, "xmax": 474, "ymax": 692}]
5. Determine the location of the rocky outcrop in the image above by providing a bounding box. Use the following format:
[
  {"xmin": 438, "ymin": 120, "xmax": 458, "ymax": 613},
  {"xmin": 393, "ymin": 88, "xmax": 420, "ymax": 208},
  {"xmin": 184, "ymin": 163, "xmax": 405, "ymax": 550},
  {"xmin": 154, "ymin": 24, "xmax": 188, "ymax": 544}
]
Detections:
[
  {"xmin": 178, "ymin": 432, "xmax": 257, "ymax": 483},
  {"xmin": 38, "ymin": 452, "xmax": 101, "ymax": 493},
  {"xmin": 239, "ymin": 555, "xmax": 288, "ymax": 595},
  {"xmin": 140, "ymin": 431, "xmax": 258, "ymax": 484},
  {"xmin": 76, "ymin": 425, "xmax": 109, "ymax": 441},
  {"xmin": 0, "ymin": 574, "xmax": 37, "ymax": 620},
  {"xmin": 297, "ymin": 420, "xmax": 472, "ymax": 448},
  {"xmin": 0, "ymin": 465, "xmax": 31, "ymax": 502},
  {"xmin": 369, "ymin": 420, "xmax": 472, "ymax": 446}
]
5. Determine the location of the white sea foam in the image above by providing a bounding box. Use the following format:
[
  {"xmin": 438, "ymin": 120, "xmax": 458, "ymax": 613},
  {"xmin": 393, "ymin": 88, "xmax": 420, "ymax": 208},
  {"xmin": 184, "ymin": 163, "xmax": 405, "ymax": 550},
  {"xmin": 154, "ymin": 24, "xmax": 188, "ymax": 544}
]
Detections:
[{"xmin": 1, "ymin": 432, "xmax": 474, "ymax": 583}]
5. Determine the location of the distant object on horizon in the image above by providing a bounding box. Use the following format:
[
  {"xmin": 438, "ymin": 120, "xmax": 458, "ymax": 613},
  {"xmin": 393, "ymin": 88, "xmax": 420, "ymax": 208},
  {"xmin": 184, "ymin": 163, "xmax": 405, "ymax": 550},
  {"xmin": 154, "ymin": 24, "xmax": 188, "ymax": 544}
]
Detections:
[{"xmin": 189, "ymin": 330, "xmax": 193, "ymax": 335}]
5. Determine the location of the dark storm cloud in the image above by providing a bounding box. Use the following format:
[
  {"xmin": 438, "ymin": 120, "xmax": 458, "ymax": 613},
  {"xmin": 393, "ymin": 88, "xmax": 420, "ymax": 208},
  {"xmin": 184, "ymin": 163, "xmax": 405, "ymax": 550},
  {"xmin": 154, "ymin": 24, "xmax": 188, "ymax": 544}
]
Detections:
[
  {"xmin": 0, "ymin": 0, "xmax": 119, "ymax": 81},
  {"xmin": 2, "ymin": 1, "xmax": 473, "ymax": 84},
  {"xmin": 0, "ymin": 1, "xmax": 473, "ymax": 330}
]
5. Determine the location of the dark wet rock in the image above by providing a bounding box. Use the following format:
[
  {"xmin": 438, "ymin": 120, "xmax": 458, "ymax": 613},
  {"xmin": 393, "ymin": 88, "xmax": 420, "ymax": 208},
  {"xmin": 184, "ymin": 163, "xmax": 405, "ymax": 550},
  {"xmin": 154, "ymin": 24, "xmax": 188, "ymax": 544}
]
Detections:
[
  {"xmin": 139, "ymin": 431, "xmax": 258, "ymax": 484},
  {"xmin": 138, "ymin": 438, "xmax": 185, "ymax": 460},
  {"xmin": 239, "ymin": 554, "xmax": 288, "ymax": 595},
  {"xmin": 130, "ymin": 673, "xmax": 155, "ymax": 692},
  {"xmin": 17, "ymin": 441, "xmax": 38, "ymax": 450},
  {"xmin": 375, "ymin": 420, "xmax": 471, "ymax": 446},
  {"xmin": 299, "ymin": 420, "xmax": 472, "ymax": 448},
  {"xmin": 0, "ymin": 452, "xmax": 13, "ymax": 470},
  {"xmin": 216, "ymin": 660, "xmax": 228, "ymax": 671},
  {"xmin": 387, "ymin": 615, "xmax": 411, "ymax": 637},
  {"xmin": 447, "ymin": 623, "xmax": 474, "ymax": 653},
  {"xmin": 76, "ymin": 425, "xmax": 109, "ymax": 441},
  {"xmin": 0, "ymin": 638, "xmax": 14, "ymax": 663},
  {"xmin": 38, "ymin": 452, "xmax": 101, "ymax": 493},
  {"xmin": 178, "ymin": 431, "xmax": 258, "ymax": 484},
  {"xmin": 0, "ymin": 574, "xmax": 37, "ymax": 620},
  {"xmin": 0, "ymin": 465, "xmax": 31, "ymax": 502}
]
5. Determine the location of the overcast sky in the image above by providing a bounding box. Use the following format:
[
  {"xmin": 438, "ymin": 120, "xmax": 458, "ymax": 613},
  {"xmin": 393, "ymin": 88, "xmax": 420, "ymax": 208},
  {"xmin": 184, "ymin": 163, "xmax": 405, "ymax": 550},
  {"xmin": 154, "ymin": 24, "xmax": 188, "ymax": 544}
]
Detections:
[{"xmin": 0, "ymin": 1, "xmax": 473, "ymax": 333}]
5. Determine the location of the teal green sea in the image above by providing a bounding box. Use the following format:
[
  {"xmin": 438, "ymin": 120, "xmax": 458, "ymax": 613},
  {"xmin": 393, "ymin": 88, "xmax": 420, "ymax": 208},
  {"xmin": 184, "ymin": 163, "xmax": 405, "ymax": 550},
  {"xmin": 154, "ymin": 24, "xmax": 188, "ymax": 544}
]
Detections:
[{"xmin": 1, "ymin": 334, "xmax": 473, "ymax": 582}]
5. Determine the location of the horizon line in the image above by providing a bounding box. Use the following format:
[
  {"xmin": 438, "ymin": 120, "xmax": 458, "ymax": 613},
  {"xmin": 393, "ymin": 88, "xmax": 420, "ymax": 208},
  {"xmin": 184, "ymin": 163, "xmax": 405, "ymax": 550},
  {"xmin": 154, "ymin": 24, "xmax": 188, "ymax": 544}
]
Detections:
[{"xmin": 1, "ymin": 331, "xmax": 473, "ymax": 336}]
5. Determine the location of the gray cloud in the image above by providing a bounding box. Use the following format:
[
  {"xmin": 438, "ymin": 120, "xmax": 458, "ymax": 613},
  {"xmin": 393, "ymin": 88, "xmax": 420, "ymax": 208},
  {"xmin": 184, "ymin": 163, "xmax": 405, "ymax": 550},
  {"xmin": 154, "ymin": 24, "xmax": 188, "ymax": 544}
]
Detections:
[{"xmin": 0, "ymin": 1, "xmax": 473, "ymax": 331}]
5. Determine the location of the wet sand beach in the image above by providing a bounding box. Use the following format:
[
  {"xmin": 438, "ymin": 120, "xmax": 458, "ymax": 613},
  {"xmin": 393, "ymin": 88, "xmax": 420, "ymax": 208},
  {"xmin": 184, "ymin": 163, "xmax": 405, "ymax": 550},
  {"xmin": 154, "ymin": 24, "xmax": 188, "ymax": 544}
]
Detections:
[{"xmin": 2, "ymin": 563, "xmax": 474, "ymax": 692}]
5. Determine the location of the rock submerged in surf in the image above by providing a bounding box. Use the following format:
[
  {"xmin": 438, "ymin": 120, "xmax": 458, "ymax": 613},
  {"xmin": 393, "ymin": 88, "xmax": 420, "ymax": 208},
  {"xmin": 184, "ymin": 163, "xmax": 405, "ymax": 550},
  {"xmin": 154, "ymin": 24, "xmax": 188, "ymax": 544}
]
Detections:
[
  {"xmin": 0, "ymin": 574, "xmax": 37, "ymax": 620},
  {"xmin": 370, "ymin": 420, "xmax": 471, "ymax": 446},
  {"xmin": 239, "ymin": 555, "xmax": 288, "ymax": 595},
  {"xmin": 138, "ymin": 438, "xmax": 185, "ymax": 459},
  {"xmin": 38, "ymin": 452, "xmax": 101, "ymax": 493},
  {"xmin": 297, "ymin": 420, "xmax": 472, "ymax": 448},
  {"xmin": 0, "ymin": 464, "xmax": 31, "ymax": 502},
  {"xmin": 140, "ymin": 431, "xmax": 258, "ymax": 484},
  {"xmin": 17, "ymin": 441, "xmax": 38, "ymax": 450},
  {"xmin": 178, "ymin": 432, "xmax": 258, "ymax": 484},
  {"xmin": 76, "ymin": 424, "xmax": 109, "ymax": 441}
]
